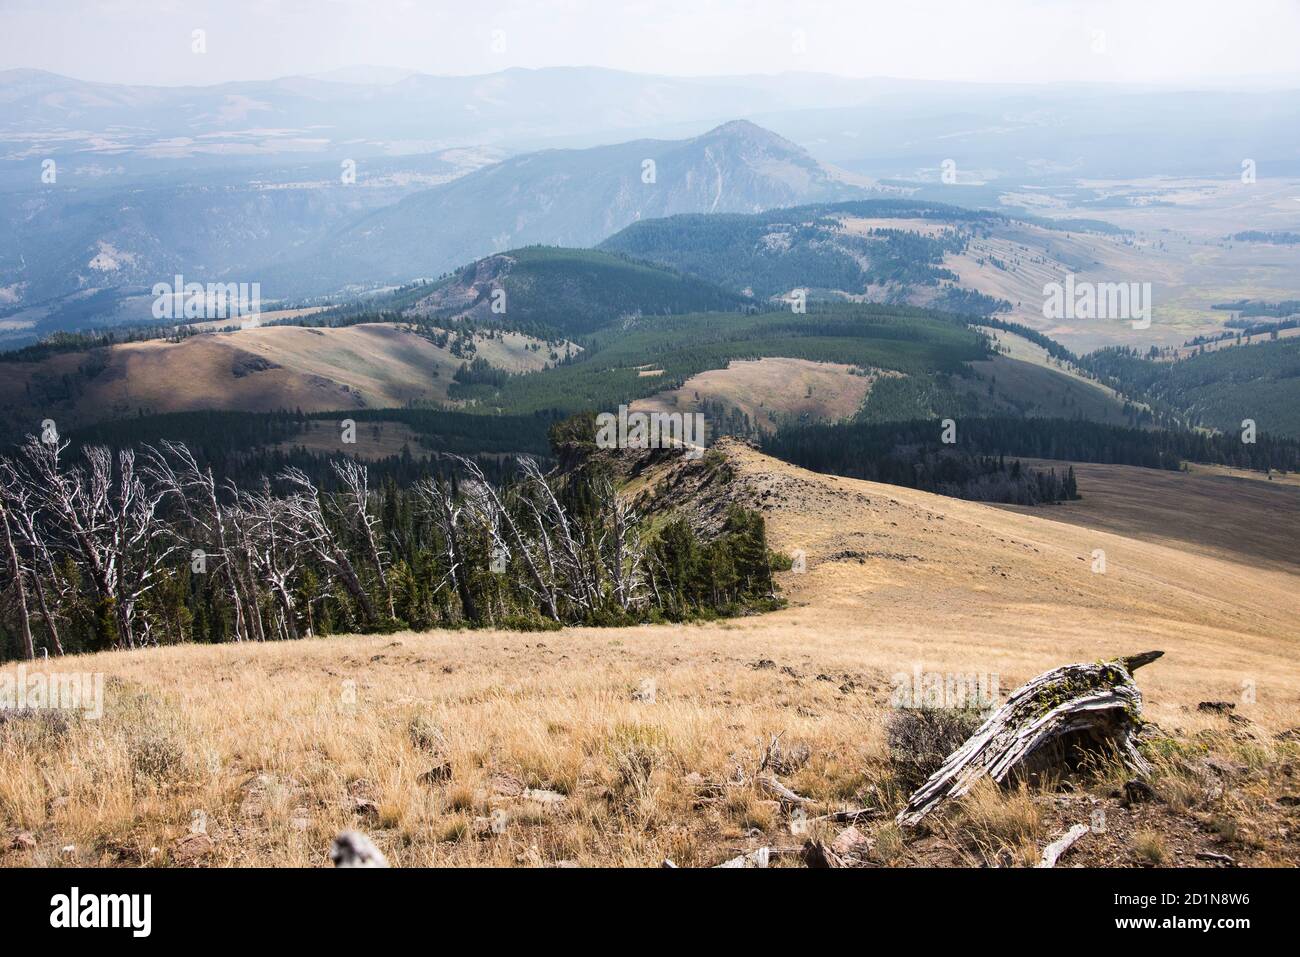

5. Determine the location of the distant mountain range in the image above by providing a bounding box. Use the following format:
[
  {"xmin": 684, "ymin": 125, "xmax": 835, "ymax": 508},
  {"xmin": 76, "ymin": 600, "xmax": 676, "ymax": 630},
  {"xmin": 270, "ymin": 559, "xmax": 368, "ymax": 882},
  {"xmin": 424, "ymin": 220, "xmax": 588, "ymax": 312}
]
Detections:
[
  {"xmin": 281, "ymin": 120, "xmax": 874, "ymax": 294},
  {"xmin": 0, "ymin": 119, "xmax": 876, "ymax": 343},
  {"xmin": 5, "ymin": 66, "xmax": 1298, "ymax": 183}
]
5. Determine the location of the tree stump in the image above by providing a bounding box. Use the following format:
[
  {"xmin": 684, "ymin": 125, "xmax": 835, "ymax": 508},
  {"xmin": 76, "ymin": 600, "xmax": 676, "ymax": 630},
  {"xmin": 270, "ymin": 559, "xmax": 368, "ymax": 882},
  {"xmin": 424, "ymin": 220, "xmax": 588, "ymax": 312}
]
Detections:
[{"xmin": 896, "ymin": 651, "xmax": 1162, "ymax": 828}]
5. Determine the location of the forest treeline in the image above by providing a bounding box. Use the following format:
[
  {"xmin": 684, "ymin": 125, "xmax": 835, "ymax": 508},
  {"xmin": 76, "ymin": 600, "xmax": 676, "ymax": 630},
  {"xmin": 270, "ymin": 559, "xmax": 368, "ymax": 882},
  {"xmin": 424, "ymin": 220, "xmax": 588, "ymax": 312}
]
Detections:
[
  {"xmin": 762, "ymin": 418, "xmax": 1081, "ymax": 505},
  {"xmin": 0, "ymin": 424, "xmax": 778, "ymax": 662},
  {"xmin": 763, "ymin": 416, "xmax": 1300, "ymax": 503},
  {"xmin": 1080, "ymin": 339, "xmax": 1300, "ymax": 439}
]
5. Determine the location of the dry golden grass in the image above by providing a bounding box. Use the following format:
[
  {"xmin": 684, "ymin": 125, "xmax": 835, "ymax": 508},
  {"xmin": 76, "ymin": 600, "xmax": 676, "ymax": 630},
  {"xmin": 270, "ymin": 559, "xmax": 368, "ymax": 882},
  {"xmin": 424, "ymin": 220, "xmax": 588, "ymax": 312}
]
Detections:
[
  {"xmin": 0, "ymin": 323, "xmax": 565, "ymax": 427},
  {"xmin": 2, "ymin": 440, "xmax": 1297, "ymax": 867},
  {"xmin": 630, "ymin": 358, "xmax": 887, "ymax": 433}
]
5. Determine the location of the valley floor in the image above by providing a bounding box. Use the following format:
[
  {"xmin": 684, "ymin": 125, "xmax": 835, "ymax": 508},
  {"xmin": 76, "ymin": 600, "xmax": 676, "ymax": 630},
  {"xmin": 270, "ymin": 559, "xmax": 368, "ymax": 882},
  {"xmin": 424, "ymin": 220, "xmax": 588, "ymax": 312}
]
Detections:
[{"xmin": 2, "ymin": 441, "xmax": 1297, "ymax": 867}]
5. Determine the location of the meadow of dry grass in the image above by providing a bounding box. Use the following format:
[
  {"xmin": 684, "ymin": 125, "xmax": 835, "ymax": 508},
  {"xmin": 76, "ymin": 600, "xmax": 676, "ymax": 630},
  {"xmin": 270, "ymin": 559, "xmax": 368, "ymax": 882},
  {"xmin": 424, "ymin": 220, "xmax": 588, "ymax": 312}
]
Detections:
[
  {"xmin": 0, "ymin": 323, "xmax": 565, "ymax": 427},
  {"xmin": 630, "ymin": 357, "xmax": 884, "ymax": 432},
  {"xmin": 2, "ymin": 440, "xmax": 1298, "ymax": 868}
]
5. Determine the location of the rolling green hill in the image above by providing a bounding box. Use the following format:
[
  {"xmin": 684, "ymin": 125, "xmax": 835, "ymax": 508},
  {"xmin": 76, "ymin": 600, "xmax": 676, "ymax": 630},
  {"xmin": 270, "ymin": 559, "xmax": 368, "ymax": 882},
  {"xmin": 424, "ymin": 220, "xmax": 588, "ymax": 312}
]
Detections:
[
  {"xmin": 447, "ymin": 302, "xmax": 992, "ymax": 416},
  {"xmin": 597, "ymin": 199, "xmax": 1009, "ymax": 309},
  {"xmin": 357, "ymin": 246, "xmax": 749, "ymax": 339},
  {"xmin": 1081, "ymin": 337, "xmax": 1300, "ymax": 438}
]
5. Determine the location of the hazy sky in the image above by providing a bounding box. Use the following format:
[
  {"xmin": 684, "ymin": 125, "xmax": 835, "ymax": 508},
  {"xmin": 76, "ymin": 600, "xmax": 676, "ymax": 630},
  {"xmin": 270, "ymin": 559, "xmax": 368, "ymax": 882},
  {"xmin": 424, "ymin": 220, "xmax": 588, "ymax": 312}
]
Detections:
[{"xmin": 3, "ymin": 0, "xmax": 1299, "ymax": 87}]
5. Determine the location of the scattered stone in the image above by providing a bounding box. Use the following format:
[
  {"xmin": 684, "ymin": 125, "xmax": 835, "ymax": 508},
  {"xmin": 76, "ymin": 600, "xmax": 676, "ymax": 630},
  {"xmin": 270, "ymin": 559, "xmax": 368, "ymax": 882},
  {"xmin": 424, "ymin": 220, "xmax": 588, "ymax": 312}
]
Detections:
[
  {"xmin": 751, "ymin": 659, "xmax": 776, "ymax": 670},
  {"xmin": 521, "ymin": 787, "xmax": 567, "ymax": 806},
  {"xmin": 171, "ymin": 832, "xmax": 214, "ymax": 864},
  {"xmin": 418, "ymin": 763, "xmax": 453, "ymax": 786},
  {"xmin": 1277, "ymin": 795, "xmax": 1300, "ymax": 807},
  {"xmin": 8, "ymin": 832, "xmax": 36, "ymax": 852},
  {"xmin": 1120, "ymin": 778, "xmax": 1158, "ymax": 805},
  {"xmin": 1197, "ymin": 701, "xmax": 1236, "ymax": 714},
  {"xmin": 329, "ymin": 831, "xmax": 388, "ymax": 868},
  {"xmin": 830, "ymin": 825, "xmax": 872, "ymax": 861},
  {"xmin": 1195, "ymin": 851, "xmax": 1236, "ymax": 866},
  {"xmin": 716, "ymin": 847, "xmax": 771, "ymax": 868},
  {"xmin": 489, "ymin": 771, "xmax": 524, "ymax": 798},
  {"xmin": 347, "ymin": 778, "xmax": 378, "ymax": 800},
  {"xmin": 351, "ymin": 797, "xmax": 381, "ymax": 820}
]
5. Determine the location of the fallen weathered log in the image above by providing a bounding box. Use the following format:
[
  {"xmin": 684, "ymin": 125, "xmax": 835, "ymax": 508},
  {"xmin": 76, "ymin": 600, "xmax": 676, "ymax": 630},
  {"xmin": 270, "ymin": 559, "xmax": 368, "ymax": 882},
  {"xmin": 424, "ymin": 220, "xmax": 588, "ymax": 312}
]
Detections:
[
  {"xmin": 1036, "ymin": 823, "xmax": 1089, "ymax": 868},
  {"xmin": 896, "ymin": 651, "xmax": 1163, "ymax": 828},
  {"xmin": 757, "ymin": 775, "xmax": 814, "ymax": 806},
  {"xmin": 805, "ymin": 806, "xmax": 880, "ymax": 826}
]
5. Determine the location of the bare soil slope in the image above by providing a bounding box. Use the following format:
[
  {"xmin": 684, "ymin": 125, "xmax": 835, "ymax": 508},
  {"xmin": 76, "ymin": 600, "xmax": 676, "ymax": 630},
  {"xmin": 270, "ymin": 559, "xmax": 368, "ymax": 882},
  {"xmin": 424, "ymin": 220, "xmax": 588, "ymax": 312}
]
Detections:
[{"xmin": 0, "ymin": 324, "xmax": 562, "ymax": 427}]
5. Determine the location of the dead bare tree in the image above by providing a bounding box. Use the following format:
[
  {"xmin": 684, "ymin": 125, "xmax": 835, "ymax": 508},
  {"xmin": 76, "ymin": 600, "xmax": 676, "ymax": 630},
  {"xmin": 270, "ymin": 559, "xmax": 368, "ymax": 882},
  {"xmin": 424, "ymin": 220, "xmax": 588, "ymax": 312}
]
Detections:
[
  {"xmin": 143, "ymin": 441, "xmax": 251, "ymax": 642},
  {"xmin": 238, "ymin": 482, "xmax": 302, "ymax": 641},
  {"xmin": 279, "ymin": 466, "xmax": 376, "ymax": 627},
  {"xmin": 515, "ymin": 456, "xmax": 600, "ymax": 615},
  {"xmin": 98, "ymin": 447, "xmax": 179, "ymax": 649},
  {"xmin": 0, "ymin": 494, "xmax": 34, "ymax": 660},
  {"xmin": 0, "ymin": 459, "xmax": 64, "ymax": 656},
  {"xmin": 456, "ymin": 456, "xmax": 560, "ymax": 622},
  {"xmin": 330, "ymin": 460, "xmax": 393, "ymax": 620},
  {"xmin": 594, "ymin": 474, "xmax": 647, "ymax": 612},
  {"xmin": 411, "ymin": 475, "xmax": 479, "ymax": 623},
  {"xmin": 18, "ymin": 438, "xmax": 122, "ymax": 647}
]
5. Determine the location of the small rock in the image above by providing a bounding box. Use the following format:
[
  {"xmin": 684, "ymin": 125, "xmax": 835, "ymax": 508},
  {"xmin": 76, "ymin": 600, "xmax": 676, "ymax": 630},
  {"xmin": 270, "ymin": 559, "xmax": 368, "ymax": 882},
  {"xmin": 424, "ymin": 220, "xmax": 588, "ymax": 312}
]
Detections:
[
  {"xmin": 418, "ymin": 763, "xmax": 453, "ymax": 786},
  {"xmin": 329, "ymin": 831, "xmax": 388, "ymax": 868},
  {"xmin": 489, "ymin": 772, "xmax": 524, "ymax": 797},
  {"xmin": 1197, "ymin": 701, "xmax": 1236, "ymax": 714},
  {"xmin": 8, "ymin": 832, "xmax": 36, "ymax": 852},
  {"xmin": 1121, "ymin": 779, "xmax": 1158, "ymax": 805},
  {"xmin": 1195, "ymin": 851, "xmax": 1236, "ymax": 866},
  {"xmin": 751, "ymin": 659, "xmax": 776, "ymax": 670},
  {"xmin": 351, "ymin": 797, "xmax": 381, "ymax": 820},
  {"xmin": 830, "ymin": 825, "xmax": 872, "ymax": 860},
  {"xmin": 171, "ymin": 832, "xmax": 214, "ymax": 864}
]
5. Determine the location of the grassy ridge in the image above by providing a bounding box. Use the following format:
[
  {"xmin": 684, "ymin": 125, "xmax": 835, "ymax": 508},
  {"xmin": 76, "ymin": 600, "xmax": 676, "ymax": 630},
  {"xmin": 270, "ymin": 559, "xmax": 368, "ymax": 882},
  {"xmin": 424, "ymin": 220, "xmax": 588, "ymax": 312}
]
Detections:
[{"xmin": 452, "ymin": 303, "xmax": 991, "ymax": 415}]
